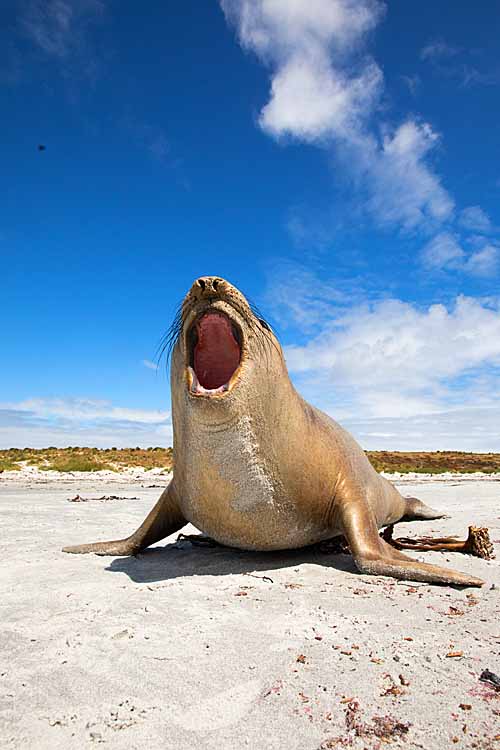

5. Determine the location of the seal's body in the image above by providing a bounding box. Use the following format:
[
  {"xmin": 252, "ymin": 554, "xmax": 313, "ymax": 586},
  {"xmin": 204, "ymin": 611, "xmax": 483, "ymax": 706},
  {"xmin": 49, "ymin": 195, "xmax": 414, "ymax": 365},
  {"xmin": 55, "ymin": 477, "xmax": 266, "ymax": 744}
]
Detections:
[{"xmin": 64, "ymin": 277, "xmax": 484, "ymax": 587}]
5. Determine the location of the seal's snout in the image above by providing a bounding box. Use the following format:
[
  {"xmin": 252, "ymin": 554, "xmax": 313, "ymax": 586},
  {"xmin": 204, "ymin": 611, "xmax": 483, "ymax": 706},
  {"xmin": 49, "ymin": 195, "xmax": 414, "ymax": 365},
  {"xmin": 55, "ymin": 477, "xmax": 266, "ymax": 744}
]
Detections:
[{"xmin": 192, "ymin": 276, "xmax": 227, "ymax": 300}]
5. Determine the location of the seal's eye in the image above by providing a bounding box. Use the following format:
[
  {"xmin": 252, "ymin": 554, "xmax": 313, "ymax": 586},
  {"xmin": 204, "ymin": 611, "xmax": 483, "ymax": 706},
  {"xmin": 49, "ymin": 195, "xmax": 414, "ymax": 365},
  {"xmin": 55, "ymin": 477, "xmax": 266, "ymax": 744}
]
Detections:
[{"xmin": 259, "ymin": 318, "xmax": 271, "ymax": 331}]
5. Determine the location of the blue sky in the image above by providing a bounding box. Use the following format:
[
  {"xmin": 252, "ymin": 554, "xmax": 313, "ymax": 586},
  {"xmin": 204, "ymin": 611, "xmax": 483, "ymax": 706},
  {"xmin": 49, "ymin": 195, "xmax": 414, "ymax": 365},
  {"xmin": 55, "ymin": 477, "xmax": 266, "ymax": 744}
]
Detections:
[{"xmin": 1, "ymin": 0, "xmax": 500, "ymax": 450}]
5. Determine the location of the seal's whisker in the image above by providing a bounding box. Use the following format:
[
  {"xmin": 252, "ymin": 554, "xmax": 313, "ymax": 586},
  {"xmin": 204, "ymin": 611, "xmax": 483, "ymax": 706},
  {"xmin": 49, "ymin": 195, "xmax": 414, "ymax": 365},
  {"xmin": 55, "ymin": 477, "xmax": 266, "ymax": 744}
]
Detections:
[
  {"xmin": 156, "ymin": 286, "xmax": 279, "ymax": 374},
  {"xmin": 155, "ymin": 299, "xmax": 184, "ymax": 368}
]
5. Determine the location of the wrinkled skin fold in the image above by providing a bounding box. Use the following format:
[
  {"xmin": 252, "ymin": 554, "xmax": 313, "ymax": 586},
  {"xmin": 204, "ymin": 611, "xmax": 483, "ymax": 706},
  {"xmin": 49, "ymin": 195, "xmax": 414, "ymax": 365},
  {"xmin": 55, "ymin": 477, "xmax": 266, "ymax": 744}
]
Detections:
[{"xmin": 63, "ymin": 276, "xmax": 484, "ymax": 588}]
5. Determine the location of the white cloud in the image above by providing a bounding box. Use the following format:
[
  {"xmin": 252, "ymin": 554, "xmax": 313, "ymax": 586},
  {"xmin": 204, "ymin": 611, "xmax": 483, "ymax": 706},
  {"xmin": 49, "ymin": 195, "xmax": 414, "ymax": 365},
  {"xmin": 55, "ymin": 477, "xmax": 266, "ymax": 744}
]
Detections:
[
  {"xmin": 221, "ymin": 0, "xmax": 384, "ymax": 65},
  {"xmin": 221, "ymin": 0, "xmax": 384, "ymax": 142},
  {"xmin": 3, "ymin": 398, "xmax": 168, "ymax": 424},
  {"xmin": 275, "ymin": 282, "xmax": 500, "ymax": 448},
  {"xmin": 142, "ymin": 359, "xmax": 159, "ymax": 371},
  {"xmin": 0, "ymin": 397, "xmax": 171, "ymax": 449},
  {"xmin": 285, "ymin": 295, "xmax": 500, "ymax": 386},
  {"xmin": 221, "ymin": 0, "xmax": 455, "ymax": 234},
  {"xmin": 459, "ymin": 205, "xmax": 493, "ymax": 233},
  {"xmin": 260, "ymin": 56, "xmax": 383, "ymax": 142}
]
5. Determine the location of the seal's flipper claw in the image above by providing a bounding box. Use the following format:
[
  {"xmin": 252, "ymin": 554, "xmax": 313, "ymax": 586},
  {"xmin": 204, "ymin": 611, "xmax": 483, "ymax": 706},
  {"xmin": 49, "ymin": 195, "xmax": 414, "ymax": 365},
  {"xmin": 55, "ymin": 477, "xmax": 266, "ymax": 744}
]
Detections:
[
  {"xmin": 63, "ymin": 484, "xmax": 186, "ymax": 556},
  {"xmin": 403, "ymin": 496, "xmax": 447, "ymax": 521}
]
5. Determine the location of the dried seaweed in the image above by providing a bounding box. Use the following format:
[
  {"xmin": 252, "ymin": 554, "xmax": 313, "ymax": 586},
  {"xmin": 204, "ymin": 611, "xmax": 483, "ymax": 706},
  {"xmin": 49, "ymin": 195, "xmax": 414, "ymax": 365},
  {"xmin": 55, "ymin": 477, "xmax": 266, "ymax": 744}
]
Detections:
[{"xmin": 382, "ymin": 524, "xmax": 495, "ymax": 560}]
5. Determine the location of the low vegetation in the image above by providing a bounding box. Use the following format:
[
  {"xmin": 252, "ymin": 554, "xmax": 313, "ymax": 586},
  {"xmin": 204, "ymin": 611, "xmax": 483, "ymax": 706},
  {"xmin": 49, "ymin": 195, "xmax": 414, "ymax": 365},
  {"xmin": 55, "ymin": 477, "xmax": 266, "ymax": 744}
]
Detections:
[
  {"xmin": 0, "ymin": 447, "xmax": 499, "ymax": 474},
  {"xmin": 0, "ymin": 447, "xmax": 173, "ymax": 473},
  {"xmin": 367, "ymin": 450, "xmax": 500, "ymax": 474}
]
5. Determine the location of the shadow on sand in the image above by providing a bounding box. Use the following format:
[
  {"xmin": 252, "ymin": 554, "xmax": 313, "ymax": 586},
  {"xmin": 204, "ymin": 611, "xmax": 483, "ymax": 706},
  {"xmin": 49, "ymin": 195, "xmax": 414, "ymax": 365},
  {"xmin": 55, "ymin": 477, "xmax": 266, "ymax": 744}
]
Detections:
[{"xmin": 106, "ymin": 539, "xmax": 358, "ymax": 584}]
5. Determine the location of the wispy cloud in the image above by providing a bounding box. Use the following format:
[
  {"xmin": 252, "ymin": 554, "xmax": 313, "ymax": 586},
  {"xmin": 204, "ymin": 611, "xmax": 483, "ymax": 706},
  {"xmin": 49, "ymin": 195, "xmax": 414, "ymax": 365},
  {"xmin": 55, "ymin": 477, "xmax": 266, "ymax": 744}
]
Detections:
[
  {"xmin": 264, "ymin": 260, "xmax": 351, "ymax": 332},
  {"xmin": 16, "ymin": 0, "xmax": 106, "ymax": 83},
  {"xmin": 421, "ymin": 231, "xmax": 499, "ymax": 276},
  {"xmin": 420, "ymin": 37, "xmax": 499, "ymax": 88},
  {"xmin": 0, "ymin": 397, "xmax": 171, "ymax": 449},
  {"xmin": 21, "ymin": 0, "xmax": 104, "ymax": 57},
  {"xmin": 120, "ymin": 117, "xmax": 171, "ymax": 163},
  {"xmin": 400, "ymin": 73, "xmax": 420, "ymax": 96},
  {"xmin": 357, "ymin": 120, "xmax": 453, "ymax": 230},
  {"xmin": 420, "ymin": 232, "xmax": 465, "ymax": 271},
  {"xmin": 118, "ymin": 116, "xmax": 189, "ymax": 187},
  {"xmin": 0, "ymin": 43, "xmax": 22, "ymax": 86},
  {"xmin": 463, "ymin": 244, "xmax": 499, "ymax": 276},
  {"xmin": 285, "ymin": 205, "xmax": 344, "ymax": 253},
  {"xmin": 142, "ymin": 359, "xmax": 159, "ymax": 371},
  {"xmin": 459, "ymin": 205, "xmax": 494, "ymax": 234},
  {"xmin": 420, "ymin": 38, "xmax": 459, "ymax": 63}
]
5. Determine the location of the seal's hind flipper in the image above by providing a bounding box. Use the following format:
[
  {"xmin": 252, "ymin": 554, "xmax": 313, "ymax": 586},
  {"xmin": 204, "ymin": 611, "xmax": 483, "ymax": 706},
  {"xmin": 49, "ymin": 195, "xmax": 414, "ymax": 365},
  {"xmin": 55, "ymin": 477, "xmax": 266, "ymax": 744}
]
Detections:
[
  {"xmin": 63, "ymin": 484, "xmax": 186, "ymax": 556},
  {"xmin": 354, "ymin": 547, "xmax": 484, "ymax": 587},
  {"xmin": 402, "ymin": 496, "xmax": 448, "ymax": 521},
  {"xmin": 339, "ymin": 498, "xmax": 483, "ymax": 588}
]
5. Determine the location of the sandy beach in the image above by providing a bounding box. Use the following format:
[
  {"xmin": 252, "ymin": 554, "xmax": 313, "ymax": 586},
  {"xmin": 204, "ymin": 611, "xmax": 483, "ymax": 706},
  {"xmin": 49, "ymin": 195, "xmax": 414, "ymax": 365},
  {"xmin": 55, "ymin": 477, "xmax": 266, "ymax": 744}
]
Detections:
[{"xmin": 1, "ymin": 471, "xmax": 499, "ymax": 749}]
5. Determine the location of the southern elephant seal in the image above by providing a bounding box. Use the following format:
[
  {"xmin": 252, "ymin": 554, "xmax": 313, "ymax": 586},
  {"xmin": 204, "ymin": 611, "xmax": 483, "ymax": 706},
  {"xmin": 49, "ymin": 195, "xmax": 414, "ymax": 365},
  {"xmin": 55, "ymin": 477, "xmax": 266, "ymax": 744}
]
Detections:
[{"xmin": 64, "ymin": 276, "xmax": 484, "ymax": 587}]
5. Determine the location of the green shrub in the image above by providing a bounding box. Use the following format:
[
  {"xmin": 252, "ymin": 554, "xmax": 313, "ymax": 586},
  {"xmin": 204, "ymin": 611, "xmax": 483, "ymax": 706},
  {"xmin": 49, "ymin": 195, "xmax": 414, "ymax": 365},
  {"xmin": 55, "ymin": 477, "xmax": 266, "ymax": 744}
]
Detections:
[
  {"xmin": 0, "ymin": 459, "xmax": 21, "ymax": 471},
  {"xmin": 44, "ymin": 458, "xmax": 114, "ymax": 473}
]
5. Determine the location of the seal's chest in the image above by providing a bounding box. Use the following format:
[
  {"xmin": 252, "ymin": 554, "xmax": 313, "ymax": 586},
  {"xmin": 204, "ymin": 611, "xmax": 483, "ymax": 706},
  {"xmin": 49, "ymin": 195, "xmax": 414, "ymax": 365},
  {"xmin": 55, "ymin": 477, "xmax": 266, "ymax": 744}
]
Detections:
[
  {"xmin": 193, "ymin": 415, "xmax": 277, "ymax": 509},
  {"xmin": 218, "ymin": 415, "xmax": 276, "ymax": 510},
  {"xmin": 182, "ymin": 416, "xmax": 302, "ymax": 549}
]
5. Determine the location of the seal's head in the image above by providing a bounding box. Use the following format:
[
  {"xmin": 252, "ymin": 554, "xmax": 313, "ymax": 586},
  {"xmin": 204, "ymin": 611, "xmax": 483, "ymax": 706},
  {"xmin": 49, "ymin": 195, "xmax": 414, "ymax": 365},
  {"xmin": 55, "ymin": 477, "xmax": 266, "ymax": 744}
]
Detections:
[{"xmin": 167, "ymin": 276, "xmax": 281, "ymax": 405}]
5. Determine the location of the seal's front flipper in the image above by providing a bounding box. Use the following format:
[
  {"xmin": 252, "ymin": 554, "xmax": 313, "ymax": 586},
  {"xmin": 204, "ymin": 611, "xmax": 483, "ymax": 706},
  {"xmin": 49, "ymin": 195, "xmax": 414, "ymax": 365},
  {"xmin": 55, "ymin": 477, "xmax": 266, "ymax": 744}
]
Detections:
[
  {"xmin": 402, "ymin": 496, "xmax": 448, "ymax": 521},
  {"xmin": 339, "ymin": 500, "xmax": 484, "ymax": 588},
  {"xmin": 62, "ymin": 484, "xmax": 186, "ymax": 556},
  {"xmin": 63, "ymin": 539, "xmax": 140, "ymax": 556}
]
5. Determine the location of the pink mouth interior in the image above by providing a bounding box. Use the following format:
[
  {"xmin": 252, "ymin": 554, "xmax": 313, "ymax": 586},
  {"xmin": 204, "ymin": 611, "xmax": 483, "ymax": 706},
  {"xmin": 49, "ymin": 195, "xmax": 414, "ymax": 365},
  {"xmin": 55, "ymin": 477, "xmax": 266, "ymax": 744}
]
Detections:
[{"xmin": 193, "ymin": 313, "xmax": 241, "ymax": 390}]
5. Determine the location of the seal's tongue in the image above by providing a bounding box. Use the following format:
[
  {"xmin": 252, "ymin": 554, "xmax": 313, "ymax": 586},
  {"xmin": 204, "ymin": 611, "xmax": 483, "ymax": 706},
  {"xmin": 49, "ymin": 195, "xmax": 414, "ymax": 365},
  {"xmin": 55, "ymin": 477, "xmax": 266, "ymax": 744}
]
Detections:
[{"xmin": 194, "ymin": 313, "xmax": 240, "ymax": 390}]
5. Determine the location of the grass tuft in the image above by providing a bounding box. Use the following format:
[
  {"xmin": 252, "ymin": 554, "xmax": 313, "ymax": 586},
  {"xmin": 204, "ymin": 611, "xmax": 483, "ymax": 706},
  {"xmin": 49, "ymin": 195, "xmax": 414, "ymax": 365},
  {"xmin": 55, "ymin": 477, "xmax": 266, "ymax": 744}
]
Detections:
[{"xmin": 43, "ymin": 457, "xmax": 113, "ymax": 473}]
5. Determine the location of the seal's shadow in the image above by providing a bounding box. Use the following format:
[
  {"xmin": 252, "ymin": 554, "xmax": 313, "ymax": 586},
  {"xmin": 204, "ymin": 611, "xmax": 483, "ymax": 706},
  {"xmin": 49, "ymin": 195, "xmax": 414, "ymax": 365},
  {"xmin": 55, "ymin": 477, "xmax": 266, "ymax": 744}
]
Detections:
[{"xmin": 106, "ymin": 540, "xmax": 357, "ymax": 583}]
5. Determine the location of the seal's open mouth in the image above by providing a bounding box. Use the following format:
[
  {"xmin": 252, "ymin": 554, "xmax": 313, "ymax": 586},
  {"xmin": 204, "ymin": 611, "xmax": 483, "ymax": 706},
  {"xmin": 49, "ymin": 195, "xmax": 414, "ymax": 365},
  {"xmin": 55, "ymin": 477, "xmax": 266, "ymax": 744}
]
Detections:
[{"xmin": 187, "ymin": 312, "xmax": 242, "ymax": 395}]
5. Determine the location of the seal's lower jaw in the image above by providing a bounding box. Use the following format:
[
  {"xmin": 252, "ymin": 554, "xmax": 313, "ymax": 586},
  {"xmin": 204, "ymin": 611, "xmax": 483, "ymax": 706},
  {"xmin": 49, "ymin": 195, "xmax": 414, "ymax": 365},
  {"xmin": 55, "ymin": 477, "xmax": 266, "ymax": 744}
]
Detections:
[{"xmin": 186, "ymin": 311, "xmax": 243, "ymax": 398}]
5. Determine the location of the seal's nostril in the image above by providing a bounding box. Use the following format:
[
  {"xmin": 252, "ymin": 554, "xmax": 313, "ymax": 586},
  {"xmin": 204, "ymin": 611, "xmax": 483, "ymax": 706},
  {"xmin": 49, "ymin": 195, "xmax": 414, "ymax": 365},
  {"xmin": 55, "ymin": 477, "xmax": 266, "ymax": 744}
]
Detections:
[
  {"xmin": 197, "ymin": 278, "xmax": 206, "ymax": 290},
  {"xmin": 212, "ymin": 279, "xmax": 219, "ymax": 291}
]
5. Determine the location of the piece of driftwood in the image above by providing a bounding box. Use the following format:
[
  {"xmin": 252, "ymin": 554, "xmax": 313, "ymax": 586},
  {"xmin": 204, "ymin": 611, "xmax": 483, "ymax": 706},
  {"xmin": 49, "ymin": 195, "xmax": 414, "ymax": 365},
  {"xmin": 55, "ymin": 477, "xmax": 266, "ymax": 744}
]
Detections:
[{"xmin": 381, "ymin": 525, "xmax": 495, "ymax": 560}]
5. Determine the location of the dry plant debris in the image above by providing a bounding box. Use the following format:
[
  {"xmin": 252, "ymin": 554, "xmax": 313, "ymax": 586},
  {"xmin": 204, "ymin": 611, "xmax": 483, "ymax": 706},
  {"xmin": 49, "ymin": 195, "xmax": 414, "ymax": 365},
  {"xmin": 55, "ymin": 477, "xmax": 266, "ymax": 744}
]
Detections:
[{"xmin": 382, "ymin": 524, "xmax": 495, "ymax": 559}]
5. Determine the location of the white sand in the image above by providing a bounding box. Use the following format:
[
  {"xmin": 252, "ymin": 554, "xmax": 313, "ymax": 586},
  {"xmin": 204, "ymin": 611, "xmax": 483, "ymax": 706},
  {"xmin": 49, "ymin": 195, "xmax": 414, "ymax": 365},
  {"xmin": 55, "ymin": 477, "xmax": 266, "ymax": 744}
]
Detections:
[{"xmin": 1, "ymin": 473, "xmax": 499, "ymax": 749}]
